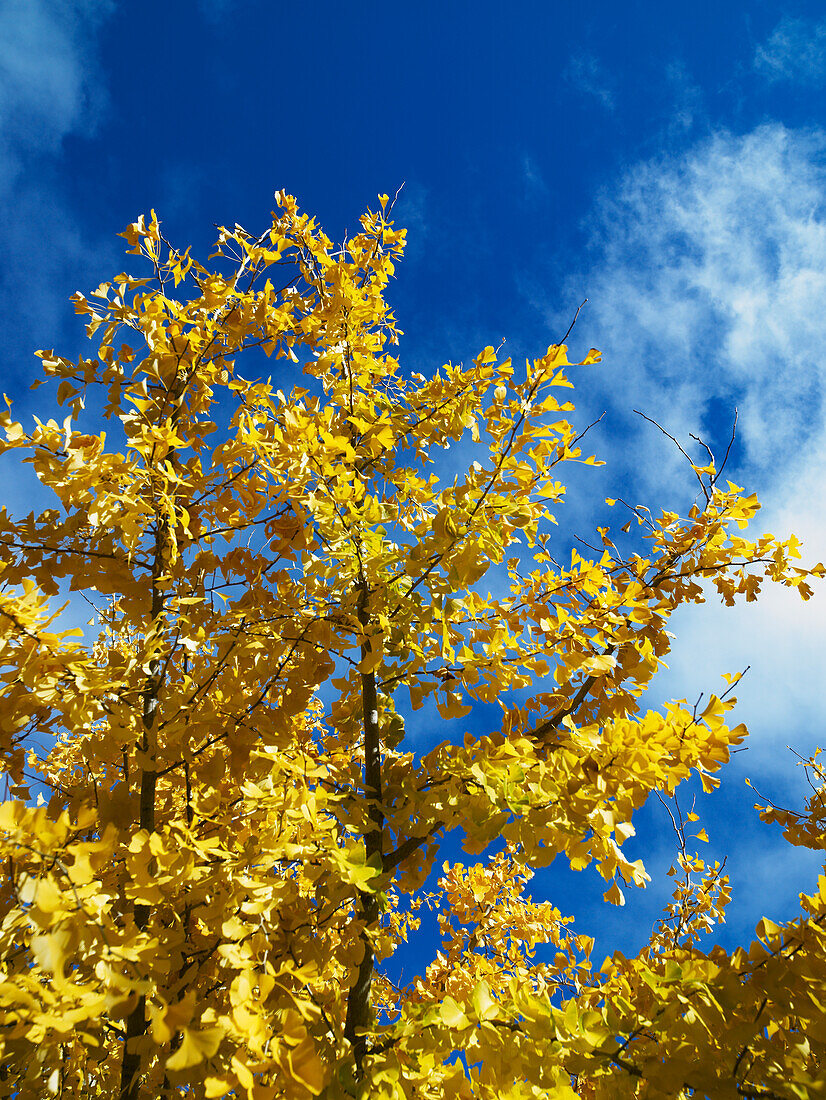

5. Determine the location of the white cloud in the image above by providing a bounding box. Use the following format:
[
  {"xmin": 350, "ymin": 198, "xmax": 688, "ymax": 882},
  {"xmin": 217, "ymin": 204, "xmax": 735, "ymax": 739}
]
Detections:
[
  {"xmin": 564, "ymin": 53, "xmax": 615, "ymax": 111},
  {"xmin": 755, "ymin": 17, "xmax": 826, "ymax": 85},
  {"xmin": 563, "ymin": 124, "xmax": 826, "ymax": 482},
  {"xmin": 0, "ymin": 1, "xmax": 116, "ymax": 385},
  {"xmin": 658, "ymin": 447, "xmax": 826, "ymax": 772},
  {"xmin": 535, "ymin": 123, "xmax": 826, "ymax": 775},
  {"xmin": 0, "ymin": 0, "xmax": 112, "ymax": 190}
]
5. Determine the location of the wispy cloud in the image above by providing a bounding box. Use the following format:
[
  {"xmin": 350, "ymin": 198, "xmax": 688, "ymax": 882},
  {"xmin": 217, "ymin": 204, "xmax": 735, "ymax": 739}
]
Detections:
[
  {"xmin": 663, "ymin": 61, "xmax": 703, "ymax": 137},
  {"xmin": 754, "ymin": 17, "xmax": 826, "ymax": 85},
  {"xmin": 521, "ymin": 154, "xmax": 548, "ymax": 197},
  {"xmin": 0, "ymin": 0, "xmax": 116, "ymax": 384},
  {"xmin": 196, "ymin": 0, "xmax": 237, "ymax": 22},
  {"xmin": 524, "ymin": 123, "xmax": 826, "ymax": 948},
  {"xmin": 564, "ymin": 53, "xmax": 615, "ymax": 111},
  {"xmin": 534, "ymin": 123, "xmax": 826, "ymax": 766},
  {"xmin": 0, "ymin": 0, "xmax": 112, "ymax": 190},
  {"xmin": 566, "ymin": 124, "xmax": 826, "ymax": 481}
]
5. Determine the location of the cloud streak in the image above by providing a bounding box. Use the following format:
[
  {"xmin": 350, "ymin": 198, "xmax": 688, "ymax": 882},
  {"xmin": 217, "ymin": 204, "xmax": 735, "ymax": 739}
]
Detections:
[
  {"xmin": 0, "ymin": 1, "xmax": 117, "ymax": 389},
  {"xmin": 564, "ymin": 53, "xmax": 615, "ymax": 111},
  {"xmin": 0, "ymin": 0, "xmax": 112, "ymax": 190},
  {"xmin": 754, "ymin": 17, "xmax": 826, "ymax": 86}
]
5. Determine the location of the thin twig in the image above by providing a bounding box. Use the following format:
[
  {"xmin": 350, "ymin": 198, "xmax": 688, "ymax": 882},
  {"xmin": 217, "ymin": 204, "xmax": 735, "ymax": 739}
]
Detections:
[
  {"xmin": 716, "ymin": 407, "xmax": 739, "ymax": 484},
  {"xmin": 634, "ymin": 409, "xmax": 710, "ymax": 502},
  {"xmin": 559, "ymin": 299, "xmax": 588, "ymax": 347}
]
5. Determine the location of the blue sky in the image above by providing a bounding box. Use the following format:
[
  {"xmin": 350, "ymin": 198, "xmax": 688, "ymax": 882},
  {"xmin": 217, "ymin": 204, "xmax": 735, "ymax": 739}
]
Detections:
[{"xmin": 2, "ymin": 0, "xmax": 826, "ymax": 967}]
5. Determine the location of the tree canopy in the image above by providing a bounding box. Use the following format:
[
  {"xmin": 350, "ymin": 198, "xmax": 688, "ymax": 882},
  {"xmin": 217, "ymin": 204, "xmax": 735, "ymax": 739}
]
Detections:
[{"xmin": 0, "ymin": 194, "xmax": 825, "ymax": 1099}]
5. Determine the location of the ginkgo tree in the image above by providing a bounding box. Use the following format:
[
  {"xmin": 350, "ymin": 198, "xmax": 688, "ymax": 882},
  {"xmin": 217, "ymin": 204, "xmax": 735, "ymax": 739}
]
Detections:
[{"xmin": 0, "ymin": 192, "xmax": 824, "ymax": 1100}]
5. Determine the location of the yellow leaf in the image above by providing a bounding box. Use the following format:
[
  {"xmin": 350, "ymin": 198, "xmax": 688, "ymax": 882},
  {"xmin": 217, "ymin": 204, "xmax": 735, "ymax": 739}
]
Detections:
[
  {"xmin": 151, "ymin": 994, "xmax": 196, "ymax": 1043},
  {"xmin": 603, "ymin": 881, "xmax": 625, "ymax": 907},
  {"xmin": 21, "ymin": 874, "xmax": 63, "ymax": 913},
  {"xmin": 286, "ymin": 1037, "xmax": 325, "ymax": 1093},
  {"xmin": 581, "ymin": 653, "xmax": 616, "ymax": 675},
  {"xmin": 440, "ymin": 997, "xmax": 471, "ymax": 1029},
  {"xmin": 231, "ymin": 1056, "xmax": 255, "ymax": 1090},
  {"xmin": 471, "ymin": 981, "xmax": 498, "ymax": 1021},
  {"xmin": 166, "ymin": 1026, "xmax": 223, "ymax": 1071},
  {"xmin": 30, "ymin": 928, "xmax": 73, "ymax": 977},
  {"xmin": 205, "ymin": 1078, "xmax": 238, "ymax": 1098}
]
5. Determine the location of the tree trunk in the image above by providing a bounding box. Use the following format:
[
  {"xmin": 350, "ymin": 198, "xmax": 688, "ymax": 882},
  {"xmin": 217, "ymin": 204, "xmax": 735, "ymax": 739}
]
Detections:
[
  {"xmin": 119, "ymin": 527, "xmax": 165, "ymax": 1100},
  {"xmin": 343, "ymin": 580, "xmax": 384, "ymax": 1078}
]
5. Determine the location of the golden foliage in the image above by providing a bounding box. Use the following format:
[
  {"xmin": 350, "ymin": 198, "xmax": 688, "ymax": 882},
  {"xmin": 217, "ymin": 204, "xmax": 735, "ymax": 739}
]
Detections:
[{"xmin": 0, "ymin": 193, "xmax": 823, "ymax": 1098}]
